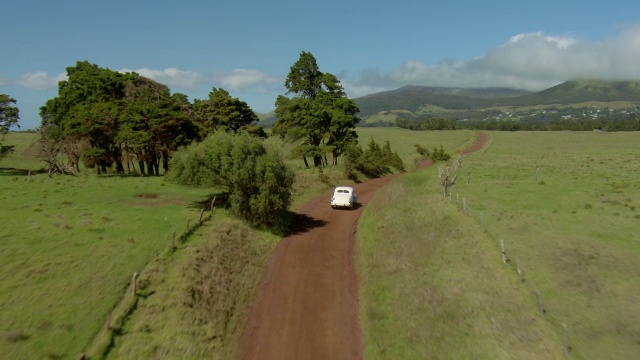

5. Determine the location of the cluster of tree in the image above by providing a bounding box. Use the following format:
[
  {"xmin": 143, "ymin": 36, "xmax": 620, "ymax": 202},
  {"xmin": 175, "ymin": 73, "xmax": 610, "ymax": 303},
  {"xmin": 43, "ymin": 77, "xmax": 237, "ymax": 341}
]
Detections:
[
  {"xmin": 344, "ymin": 139, "xmax": 405, "ymax": 180},
  {"xmin": 0, "ymin": 94, "xmax": 20, "ymax": 160},
  {"xmin": 166, "ymin": 132, "xmax": 294, "ymax": 227},
  {"xmin": 272, "ymin": 52, "xmax": 360, "ymax": 167},
  {"xmin": 39, "ymin": 61, "xmax": 261, "ymax": 175},
  {"xmin": 396, "ymin": 116, "xmax": 640, "ymax": 132},
  {"xmin": 414, "ymin": 144, "xmax": 451, "ymax": 162},
  {"xmin": 396, "ymin": 117, "xmax": 459, "ymax": 130}
]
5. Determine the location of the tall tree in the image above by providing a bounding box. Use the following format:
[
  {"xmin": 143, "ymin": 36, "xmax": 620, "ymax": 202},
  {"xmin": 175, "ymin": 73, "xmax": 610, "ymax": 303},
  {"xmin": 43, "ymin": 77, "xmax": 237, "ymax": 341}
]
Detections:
[
  {"xmin": 0, "ymin": 94, "xmax": 20, "ymax": 159},
  {"xmin": 273, "ymin": 51, "xmax": 360, "ymax": 167},
  {"xmin": 40, "ymin": 61, "xmax": 130, "ymax": 173},
  {"xmin": 193, "ymin": 88, "xmax": 260, "ymax": 136}
]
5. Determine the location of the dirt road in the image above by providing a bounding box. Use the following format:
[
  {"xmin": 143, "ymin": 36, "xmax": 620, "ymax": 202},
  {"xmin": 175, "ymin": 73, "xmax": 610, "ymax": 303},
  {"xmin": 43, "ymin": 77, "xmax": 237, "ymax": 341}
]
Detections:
[{"xmin": 237, "ymin": 132, "xmax": 488, "ymax": 360}]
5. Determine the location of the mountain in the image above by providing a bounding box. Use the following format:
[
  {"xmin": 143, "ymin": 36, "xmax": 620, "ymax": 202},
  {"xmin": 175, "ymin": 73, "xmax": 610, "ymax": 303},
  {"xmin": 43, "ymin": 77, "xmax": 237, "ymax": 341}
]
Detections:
[
  {"xmin": 257, "ymin": 80, "xmax": 640, "ymax": 127},
  {"xmin": 502, "ymin": 80, "xmax": 640, "ymax": 106},
  {"xmin": 353, "ymin": 86, "xmax": 531, "ymax": 118},
  {"xmin": 353, "ymin": 80, "xmax": 640, "ymax": 124}
]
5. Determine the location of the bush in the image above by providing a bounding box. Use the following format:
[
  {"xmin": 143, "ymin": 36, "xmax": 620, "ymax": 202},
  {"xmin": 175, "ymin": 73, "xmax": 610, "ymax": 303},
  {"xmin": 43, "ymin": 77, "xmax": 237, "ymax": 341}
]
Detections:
[
  {"xmin": 430, "ymin": 145, "xmax": 451, "ymax": 162},
  {"xmin": 344, "ymin": 139, "xmax": 405, "ymax": 179},
  {"xmin": 167, "ymin": 132, "xmax": 294, "ymax": 226}
]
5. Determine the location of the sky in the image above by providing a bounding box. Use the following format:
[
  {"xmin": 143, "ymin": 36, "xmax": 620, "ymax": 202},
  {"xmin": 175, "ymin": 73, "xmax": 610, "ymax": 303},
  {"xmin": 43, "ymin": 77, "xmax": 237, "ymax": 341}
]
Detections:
[{"xmin": 2, "ymin": 0, "xmax": 640, "ymax": 130}]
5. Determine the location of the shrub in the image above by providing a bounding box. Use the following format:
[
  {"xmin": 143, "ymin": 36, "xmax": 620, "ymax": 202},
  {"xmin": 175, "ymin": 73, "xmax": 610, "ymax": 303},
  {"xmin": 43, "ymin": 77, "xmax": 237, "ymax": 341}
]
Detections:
[
  {"xmin": 344, "ymin": 139, "xmax": 405, "ymax": 179},
  {"xmin": 167, "ymin": 132, "xmax": 294, "ymax": 226}
]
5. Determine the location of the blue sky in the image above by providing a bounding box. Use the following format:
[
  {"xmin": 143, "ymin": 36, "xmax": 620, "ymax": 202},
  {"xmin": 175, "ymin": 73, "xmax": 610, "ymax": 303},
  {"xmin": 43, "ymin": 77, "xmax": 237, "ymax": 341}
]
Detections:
[{"xmin": 2, "ymin": 0, "xmax": 640, "ymax": 129}]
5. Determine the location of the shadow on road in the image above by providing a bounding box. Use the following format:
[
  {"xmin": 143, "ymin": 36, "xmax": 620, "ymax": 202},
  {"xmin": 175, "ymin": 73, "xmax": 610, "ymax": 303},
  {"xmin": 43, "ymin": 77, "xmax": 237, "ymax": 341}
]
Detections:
[{"xmin": 287, "ymin": 213, "xmax": 328, "ymax": 235}]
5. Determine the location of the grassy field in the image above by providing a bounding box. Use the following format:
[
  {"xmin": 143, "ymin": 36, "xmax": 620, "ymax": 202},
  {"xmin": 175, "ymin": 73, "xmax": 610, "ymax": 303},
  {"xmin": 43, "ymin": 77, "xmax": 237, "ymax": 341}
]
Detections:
[
  {"xmin": 358, "ymin": 131, "xmax": 640, "ymax": 359},
  {"xmin": 1, "ymin": 133, "xmax": 214, "ymax": 359},
  {"xmin": 17, "ymin": 129, "xmax": 631, "ymax": 359},
  {"xmin": 0, "ymin": 129, "xmax": 472, "ymax": 359},
  {"xmin": 103, "ymin": 128, "xmax": 475, "ymax": 359}
]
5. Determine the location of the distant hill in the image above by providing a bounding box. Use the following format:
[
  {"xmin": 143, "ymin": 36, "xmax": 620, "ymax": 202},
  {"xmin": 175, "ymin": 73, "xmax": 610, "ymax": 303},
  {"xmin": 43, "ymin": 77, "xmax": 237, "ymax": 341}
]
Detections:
[
  {"xmin": 502, "ymin": 80, "xmax": 640, "ymax": 106},
  {"xmin": 353, "ymin": 80, "xmax": 640, "ymax": 124},
  {"xmin": 257, "ymin": 111, "xmax": 277, "ymax": 128},
  {"xmin": 256, "ymin": 80, "xmax": 640, "ymax": 127},
  {"xmin": 354, "ymin": 86, "xmax": 531, "ymax": 118}
]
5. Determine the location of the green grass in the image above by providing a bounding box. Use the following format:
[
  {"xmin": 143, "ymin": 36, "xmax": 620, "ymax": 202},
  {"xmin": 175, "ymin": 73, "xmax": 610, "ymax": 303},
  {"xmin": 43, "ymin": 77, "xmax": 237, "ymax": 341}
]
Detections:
[
  {"xmin": 104, "ymin": 216, "xmax": 280, "ymax": 360},
  {"xmin": 458, "ymin": 131, "xmax": 640, "ymax": 359},
  {"xmin": 358, "ymin": 168, "xmax": 564, "ymax": 359},
  {"xmin": 0, "ymin": 128, "xmax": 475, "ymax": 359},
  {"xmin": 358, "ymin": 131, "xmax": 640, "ymax": 359},
  {"xmin": 357, "ymin": 128, "xmax": 477, "ymax": 169},
  {"xmin": 1, "ymin": 132, "xmax": 43, "ymax": 171},
  {"xmin": 0, "ymin": 172, "xmax": 211, "ymax": 360}
]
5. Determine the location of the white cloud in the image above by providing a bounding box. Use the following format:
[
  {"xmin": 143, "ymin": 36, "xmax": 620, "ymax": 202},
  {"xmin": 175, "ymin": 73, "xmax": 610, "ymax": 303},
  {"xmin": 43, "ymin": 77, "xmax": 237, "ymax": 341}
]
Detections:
[
  {"xmin": 119, "ymin": 67, "xmax": 206, "ymax": 91},
  {"xmin": 118, "ymin": 67, "xmax": 282, "ymax": 93},
  {"xmin": 14, "ymin": 72, "xmax": 67, "ymax": 90},
  {"xmin": 349, "ymin": 24, "xmax": 640, "ymax": 95},
  {"xmin": 213, "ymin": 69, "xmax": 281, "ymax": 91}
]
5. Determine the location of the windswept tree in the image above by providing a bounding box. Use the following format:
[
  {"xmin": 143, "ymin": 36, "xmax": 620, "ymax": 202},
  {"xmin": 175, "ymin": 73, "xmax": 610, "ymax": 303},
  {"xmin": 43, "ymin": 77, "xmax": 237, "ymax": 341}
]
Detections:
[
  {"xmin": 39, "ymin": 61, "xmax": 197, "ymax": 175},
  {"xmin": 193, "ymin": 88, "xmax": 263, "ymax": 137},
  {"xmin": 0, "ymin": 94, "xmax": 20, "ymax": 160},
  {"xmin": 273, "ymin": 51, "xmax": 360, "ymax": 167}
]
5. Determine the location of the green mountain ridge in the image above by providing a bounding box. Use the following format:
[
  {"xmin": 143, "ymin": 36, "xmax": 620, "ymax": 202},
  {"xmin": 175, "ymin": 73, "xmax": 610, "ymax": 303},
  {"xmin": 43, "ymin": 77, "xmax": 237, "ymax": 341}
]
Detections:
[{"xmin": 258, "ymin": 80, "xmax": 640, "ymax": 126}]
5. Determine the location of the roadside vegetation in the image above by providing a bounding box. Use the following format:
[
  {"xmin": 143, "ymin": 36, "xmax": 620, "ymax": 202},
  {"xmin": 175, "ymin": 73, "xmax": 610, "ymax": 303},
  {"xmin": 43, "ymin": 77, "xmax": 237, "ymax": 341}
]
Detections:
[
  {"xmin": 358, "ymin": 131, "xmax": 640, "ymax": 359},
  {"xmin": 0, "ymin": 127, "xmax": 467, "ymax": 359}
]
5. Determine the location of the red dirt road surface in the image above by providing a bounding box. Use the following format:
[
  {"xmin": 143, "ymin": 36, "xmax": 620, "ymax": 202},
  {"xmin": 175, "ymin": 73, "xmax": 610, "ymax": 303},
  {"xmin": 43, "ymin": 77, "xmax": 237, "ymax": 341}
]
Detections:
[{"xmin": 237, "ymin": 132, "xmax": 488, "ymax": 360}]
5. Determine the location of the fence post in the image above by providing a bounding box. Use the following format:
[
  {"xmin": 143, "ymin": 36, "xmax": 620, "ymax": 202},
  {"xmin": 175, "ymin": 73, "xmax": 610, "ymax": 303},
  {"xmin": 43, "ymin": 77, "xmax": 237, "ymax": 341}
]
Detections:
[
  {"xmin": 501, "ymin": 240, "xmax": 508, "ymax": 263},
  {"xmin": 210, "ymin": 196, "xmax": 216, "ymax": 212},
  {"xmin": 563, "ymin": 323, "xmax": 570, "ymax": 355},
  {"xmin": 463, "ymin": 198, "xmax": 467, "ymax": 214},
  {"xmin": 131, "ymin": 272, "xmax": 138, "ymax": 294},
  {"xmin": 467, "ymin": 171, "xmax": 471, "ymax": 184},
  {"xmin": 535, "ymin": 168, "xmax": 541, "ymax": 181},
  {"xmin": 444, "ymin": 176, "xmax": 449, "ymax": 198},
  {"xmin": 199, "ymin": 208, "xmax": 205, "ymax": 222},
  {"xmin": 517, "ymin": 257, "xmax": 523, "ymax": 283},
  {"xmin": 535, "ymin": 290, "xmax": 545, "ymax": 316}
]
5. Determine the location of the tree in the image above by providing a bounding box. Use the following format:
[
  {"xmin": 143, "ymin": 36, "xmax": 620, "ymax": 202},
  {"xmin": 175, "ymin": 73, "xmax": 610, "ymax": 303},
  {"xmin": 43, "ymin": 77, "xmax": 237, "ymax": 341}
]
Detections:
[
  {"xmin": 193, "ymin": 88, "xmax": 260, "ymax": 136},
  {"xmin": 273, "ymin": 51, "xmax": 360, "ymax": 167},
  {"xmin": 40, "ymin": 61, "xmax": 198, "ymax": 175},
  {"xmin": 166, "ymin": 132, "xmax": 294, "ymax": 226},
  {"xmin": 0, "ymin": 94, "xmax": 20, "ymax": 159}
]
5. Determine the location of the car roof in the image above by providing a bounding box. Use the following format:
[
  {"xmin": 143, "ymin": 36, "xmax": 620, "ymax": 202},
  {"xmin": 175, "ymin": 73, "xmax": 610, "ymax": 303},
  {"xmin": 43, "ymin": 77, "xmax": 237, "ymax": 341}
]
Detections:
[{"xmin": 334, "ymin": 186, "xmax": 354, "ymax": 192}]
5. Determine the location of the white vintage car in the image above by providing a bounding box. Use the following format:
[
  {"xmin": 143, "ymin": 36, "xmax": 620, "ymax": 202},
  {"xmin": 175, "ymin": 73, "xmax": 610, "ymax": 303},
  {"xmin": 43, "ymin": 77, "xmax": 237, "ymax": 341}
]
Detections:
[{"xmin": 331, "ymin": 186, "xmax": 358, "ymax": 209}]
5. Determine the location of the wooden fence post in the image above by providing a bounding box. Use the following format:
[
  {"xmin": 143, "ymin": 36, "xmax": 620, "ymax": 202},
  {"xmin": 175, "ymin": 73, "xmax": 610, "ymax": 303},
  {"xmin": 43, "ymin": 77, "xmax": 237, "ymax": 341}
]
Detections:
[
  {"xmin": 131, "ymin": 272, "xmax": 138, "ymax": 294},
  {"xmin": 199, "ymin": 208, "xmax": 205, "ymax": 222},
  {"xmin": 463, "ymin": 198, "xmax": 467, "ymax": 214},
  {"xmin": 467, "ymin": 171, "xmax": 470, "ymax": 185},
  {"xmin": 535, "ymin": 290, "xmax": 545, "ymax": 316},
  {"xmin": 501, "ymin": 240, "xmax": 508, "ymax": 263},
  {"xmin": 563, "ymin": 323, "xmax": 570, "ymax": 355},
  {"xmin": 443, "ymin": 176, "xmax": 449, "ymax": 198},
  {"xmin": 210, "ymin": 196, "xmax": 216, "ymax": 212},
  {"xmin": 517, "ymin": 257, "xmax": 523, "ymax": 283}
]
